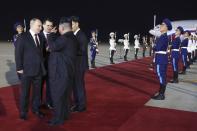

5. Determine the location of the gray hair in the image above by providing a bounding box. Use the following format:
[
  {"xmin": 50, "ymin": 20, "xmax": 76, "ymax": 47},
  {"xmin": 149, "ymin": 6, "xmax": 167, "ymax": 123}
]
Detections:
[{"xmin": 30, "ymin": 18, "xmax": 41, "ymax": 27}]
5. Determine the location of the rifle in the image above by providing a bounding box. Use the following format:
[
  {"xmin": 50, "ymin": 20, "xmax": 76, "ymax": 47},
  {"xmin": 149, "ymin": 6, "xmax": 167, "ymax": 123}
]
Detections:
[{"xmin": 23, "ymin": 19, "xmax": 27, "ymax": 32}]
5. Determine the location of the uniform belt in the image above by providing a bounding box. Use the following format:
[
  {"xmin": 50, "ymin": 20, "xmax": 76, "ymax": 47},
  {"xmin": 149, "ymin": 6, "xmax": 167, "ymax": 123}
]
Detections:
[
  {"xmin": 155, "ymin": 51, "xmax": 167, "ymax": 54},
  {"xmin": 171, "ymin": 49, "xmax": 179, "ymax": 51},
  {"xmin": 181, "ymin": 47, "xmax": 187, "ymax": 49}
]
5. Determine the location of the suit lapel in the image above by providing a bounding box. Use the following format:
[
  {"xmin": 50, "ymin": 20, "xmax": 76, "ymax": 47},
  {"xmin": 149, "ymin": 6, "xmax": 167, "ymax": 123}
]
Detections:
[{"xmin": 27, "ymin": 32, "xmax": 42, "ymax": 56}]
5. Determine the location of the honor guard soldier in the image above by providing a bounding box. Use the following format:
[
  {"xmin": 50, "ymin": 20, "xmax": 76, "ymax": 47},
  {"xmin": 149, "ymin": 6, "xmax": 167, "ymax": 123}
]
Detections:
[
  {"xmin": 191, "ymin": 35, "xmax": 196, "ymax": 63},
  {"xmin": 142, "ymin": 36, "xmax": 147, "ymax": 57},
  {"xmin": 149, "ymin": 36, "xmax": 154, "ymax": 56},
  {"xmin": 134, "ymin": 35, "xmax": 140, "ymax": 59},
  {"xmin": 13, "ymin": 22, "xmax": 24, "ymax": 47},
  {"xmin": 109, "ymin": 32, "xmax": 117, "ymax": 64},
  {"xmin": 179, "ymin": 30, "xmax": 190, "ymax": 74},
  {"xmin": 152, "ymin": 18, "xmax": 172, "ymax": 100},
  {"xmin": 123, "ymin": 33, "xmax": 130, "ymax": 61},
  {"xmin": 187, "ymin": 35, "xmax": 193, "ymax": 68},
  {"xmin": 170, "ymin": 26, "xmax": 184, "ymax": 83},
  {"xmin": 89, "ymin": 30, "xmax": 99, "ymax": 68},
  {"xmin": 194, "ymin": 35, "xmax": 197, "ymax": 62}
]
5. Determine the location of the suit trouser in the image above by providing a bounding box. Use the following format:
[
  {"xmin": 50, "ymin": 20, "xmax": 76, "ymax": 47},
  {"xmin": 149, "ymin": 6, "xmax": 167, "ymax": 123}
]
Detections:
[
  {"xmin": 20, "ymin": 74, "xmax": 42, "ymax": 113},
  {"xmin": 50, "ymin": 76, "xmax": 72, "ymax": 121},
  {"xmin": 156, "ymin": 64, "xmax": 167, "ymax": 86},
  {"xmin": 73, "ymin": 69, "xmax": 86, "ymax": 109},
  {"xmin": 41, "ymin": 75, "xmax": 52, "ymax": 105}
]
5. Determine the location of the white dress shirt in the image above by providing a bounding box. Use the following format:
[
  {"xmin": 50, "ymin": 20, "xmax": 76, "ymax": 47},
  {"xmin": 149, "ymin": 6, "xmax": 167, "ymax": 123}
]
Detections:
[
  {"xmin": 74, "ymin": 28, "xmax": 80, "ymax": 35},
  {"xmin": 29, "ymin": 29, "xmax": 40, "ymax": 46}
]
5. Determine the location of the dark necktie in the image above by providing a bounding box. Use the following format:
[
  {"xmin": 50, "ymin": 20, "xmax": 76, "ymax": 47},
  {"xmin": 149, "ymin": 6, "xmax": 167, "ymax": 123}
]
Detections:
[{"xmin": 35, "ymin": 34, "xmax": 40, "ymax": 49}]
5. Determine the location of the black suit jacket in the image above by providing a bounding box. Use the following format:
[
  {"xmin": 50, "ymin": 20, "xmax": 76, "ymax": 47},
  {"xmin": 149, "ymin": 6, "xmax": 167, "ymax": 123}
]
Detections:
[
  {"xmin": 48, "ymin": 31, "xmax": 78, "ymax": 79},
  {"xmin": 75, "ymin": 30, "xmax": 89, "ymax": 71},
  {"xmin": 39, "ymin": 31, "xmax": 50, "ymax": 70},
  {"xmin": 15, "ymin": 31, "xmax": 46, "ymax": 76}
]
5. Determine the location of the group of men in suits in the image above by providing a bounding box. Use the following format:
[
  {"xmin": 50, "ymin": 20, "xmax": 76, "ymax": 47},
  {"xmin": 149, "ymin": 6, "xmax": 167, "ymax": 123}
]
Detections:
[{"xmin": 14, "ymin": 16, "xmax": 88, "ymax": 125}]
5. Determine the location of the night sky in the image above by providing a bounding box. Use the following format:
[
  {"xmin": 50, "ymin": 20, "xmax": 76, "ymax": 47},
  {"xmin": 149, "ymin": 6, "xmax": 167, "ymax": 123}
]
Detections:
[{"xmin": 0, "ymin": 0, "xmax": 196, "ymax": 41}]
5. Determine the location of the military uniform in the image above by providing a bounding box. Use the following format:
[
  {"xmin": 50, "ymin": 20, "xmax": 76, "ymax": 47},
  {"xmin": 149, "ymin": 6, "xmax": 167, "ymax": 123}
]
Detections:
[
  {"xmin": 134, "ymin": 35, "xmax": 140, "ymax": 59},
  {"xmin": 13, "ymin": 22, "xmax": 24, "ymax": 48},
  {"xmin": 149, "ymin": 37, "xmax": 154, "ymax": 56},
  {"xmin": 194, "ymin": 36, "xmax": 197, "ymax": 61},
  {"xmin": 142, "ymin": 36, "xmax": 147, "ymax": 57},
  {"xmin": 152, "ymin": 18, "xmax": 172, "ymax": 100},
  {"xmin": 187, "ymin": 36, "xmax": 193, "ymax": 67},
  {"xmin": 179, "ymin": 31, "xmax": 190, "ymax": 74},
  {"xmin": 89, "ymin": 31, "xmax": 99, "ymax": 68},
  {"xmin": 109, "ymin": 32, "xmax": 116, "ymax": 64},
  {"xmin": 191, "ymin": 35, "xmax": 196, "ymax": 63},
  {"xmin": 170, "ymin": 26, "xmax": 183, "ymax": 83},
  {"xmin": 123, "ymin": 33, "xmax": 130, "ymax": 61}
]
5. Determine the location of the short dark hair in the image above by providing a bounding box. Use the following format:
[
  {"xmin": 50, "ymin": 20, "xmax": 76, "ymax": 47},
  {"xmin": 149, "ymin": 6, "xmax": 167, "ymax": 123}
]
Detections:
[
  {"xmin": 70, "ymin": 16, "xmax": 80, "ymax": 23},
  {"xmin": 59, "ymin": 17, "xmax": 72, "ymax": 27},
  {"xmin": 43, "ymin": 18, "xmax": 53, "ymax": 25}
]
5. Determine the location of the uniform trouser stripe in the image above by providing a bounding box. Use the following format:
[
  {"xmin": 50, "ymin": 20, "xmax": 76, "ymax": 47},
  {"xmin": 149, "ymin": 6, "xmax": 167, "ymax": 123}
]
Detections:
[
  {"xmin": 156, "ymin": 64, "xmax": 167, "ymax": 85},
  {"xmin": 157, "ymin": 65, "xmax": 163, "ymax": 84},
  {"xmin": 172, "ymin": 58, "xmax": 178, "ymax": 71}
]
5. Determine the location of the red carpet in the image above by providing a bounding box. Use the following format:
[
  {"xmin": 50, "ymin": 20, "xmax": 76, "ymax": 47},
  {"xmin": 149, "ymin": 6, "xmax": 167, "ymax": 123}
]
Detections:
[{"xmin": 0, "ymin": 57, "xmax": 196, "ymax": 131}]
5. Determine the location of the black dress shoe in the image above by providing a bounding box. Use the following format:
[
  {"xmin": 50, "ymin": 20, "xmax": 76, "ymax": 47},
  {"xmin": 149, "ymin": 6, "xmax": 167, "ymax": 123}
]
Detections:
[
  {"xmin": 170, "ymin": 79, "xmax": 179, "ymax": 83},
  {"xmin": 32, "ymin": 111, "xmax": 45, "ymax": 118},
  {"xmin": 20, "ymin": 112, "xmax": 27, "ymax": 120},
  {"xmin": 151, "ymin": 94, "xmax": 165, "ymax": 100},
  {"xmin": 48, "ymin": 119, "xmax": 64, "ymax": 126},
  {"xmin": 71, "ymin": 106, "xmax": 86, "ymax": 112},
  {"xmin": 179, "ymin": 71, "xmax": 186, "ymax": 74},
  {"xmin": 46, "ymin": 104, "xmax": 53, "ymax": 109}
]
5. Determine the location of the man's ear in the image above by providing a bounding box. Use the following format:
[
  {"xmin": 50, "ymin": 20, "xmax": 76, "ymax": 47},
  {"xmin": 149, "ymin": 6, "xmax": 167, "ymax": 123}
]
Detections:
[{"xmin": 76, "ymin": 22, "xmax": 79, "ymax": 27}]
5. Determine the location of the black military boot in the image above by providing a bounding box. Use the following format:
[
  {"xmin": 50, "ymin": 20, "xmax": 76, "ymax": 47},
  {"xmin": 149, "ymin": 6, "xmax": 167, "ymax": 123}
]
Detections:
[
  {"xmin": 124, "ymin": 56, "xmax": 128, "ymax": 61},
  {"xmin": 179, "ymin": 66, "xmax": 186, "ymax": 74},
  {"xmin": 135, "ymin": 54, "xmax": 137, "ymax": 59},
  {"xmin": 110, "ymin": 58, "xmax": 114, "ymax": 64},
  {"xmin": 170, "ymin": 71, "xmax": 179, "ymax": 83},
  {"xmin": 92, "ymin": 61, "xmax": 96, "ymax": 68},
  {"xmin": 152, "ymin": 84, "xmax": 166, "ymax": 100},
  {"xmin": 174, "ymin": 71, "xmax": 179, "ymax": 83},
  {"xmin": 91, "ymin": 61, "xmax": 94, "ymax": 68},
  {"xmin": 170, "ymin": 71, "xmax": 176, "ymax": 83}
]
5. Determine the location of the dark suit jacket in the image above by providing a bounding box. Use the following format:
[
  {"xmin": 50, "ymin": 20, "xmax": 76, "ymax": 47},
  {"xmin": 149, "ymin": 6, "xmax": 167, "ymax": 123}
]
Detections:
[
  {"xmin": 15, "ymin": 31, "xmax": 46, "ymax": 76},
  {"xmin": 75, "ymin": 30, "xmax": 89, "ymax": 71},
  {"xmin": 39, "ymin": 31, "xmax": 50, "ymax": 71},
  {"xmin": 48, "ymin": 31, "xmax": 78, "ymax": 79}
]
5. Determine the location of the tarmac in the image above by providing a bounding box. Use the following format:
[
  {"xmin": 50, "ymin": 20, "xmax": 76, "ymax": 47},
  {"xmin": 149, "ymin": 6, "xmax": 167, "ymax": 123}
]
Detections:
[{"xmin": 0, "ymin": 41, "xmax": 196, "ymax": 112}]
